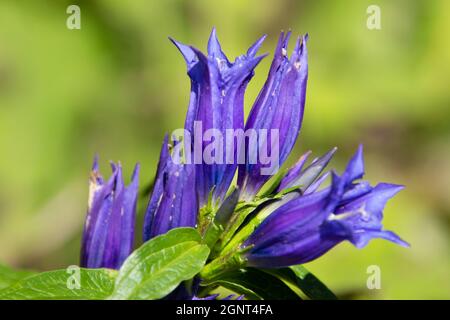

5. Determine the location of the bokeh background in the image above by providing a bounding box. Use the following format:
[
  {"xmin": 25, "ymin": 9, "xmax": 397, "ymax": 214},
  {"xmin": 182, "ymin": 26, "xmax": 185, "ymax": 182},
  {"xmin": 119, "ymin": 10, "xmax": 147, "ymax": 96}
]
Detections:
[{"xmin": 0, "ymin": 0, "xmax": 449, "ymax": 299}]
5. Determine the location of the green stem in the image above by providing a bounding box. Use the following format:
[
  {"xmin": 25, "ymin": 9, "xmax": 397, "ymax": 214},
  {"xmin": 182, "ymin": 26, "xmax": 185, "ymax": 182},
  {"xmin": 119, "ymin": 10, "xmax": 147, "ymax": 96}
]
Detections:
[{"xmin": 200, "ymin": 251, "xmax": 245, "ymax": 282}]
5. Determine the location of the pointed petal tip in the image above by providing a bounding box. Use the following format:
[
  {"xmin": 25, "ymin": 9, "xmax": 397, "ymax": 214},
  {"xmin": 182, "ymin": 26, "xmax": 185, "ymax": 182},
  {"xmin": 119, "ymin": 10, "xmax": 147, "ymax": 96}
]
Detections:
[
  {"xmin": 398, "ymin": 238, "xmax": 411, "ymax": 248},
  {"xmin": 92, "ymin": 154, "xmax": 99, "ymax": 171},
  {"xmin": 294, "ymin": 35, "xmax": 302, "ymax": 49},
  {"xmin": 208, "ymin": 27, "xmax": 217, "ymax": 42},
  {"xmin": 283, "ymin": 31, "xmax": 292, "ymax": 48},
  {"xmin": 90, "ymin": 154, "xmax": 104, "ymax": 185},
  {"xmin": 168, "ymin": 36, "xmax": 182, "ymax": 48},
  {"xmin": 351, "ymin": 230, "xmax": 410, "ymax": 249},
  {"xmin": 131, "ymin": 163, "xmax": 140, "ymax": 182},
  {"xmin": 355, "ymin": 144, "xmax": 364, "ymax": 158},
  {"xmin": 161, "ymin": 133, "xmax": 170, "ymax": 149},
  {"xmin": 168, "ymin": 37, "xmax": 184, "ymax": 52},
  {"xmin": 382, "ymin": 230, "xmax": 410, "ymax": 248},
  {"xmin": 301, "ymin": 150, "xmax": 313, "ymax": 159},
  {"xmin": 208, "ymin": 27, "xmax": 218, "ymax": 46},
  {"xmin": 356, "ymin": 144, "xmax": 364, "ymax": 162},
  {"xmin": 208, "ymin": 27, "xmax": 225, "ymax": 58},
  {"xmin": 247, "ymin": 34, "xmax": 267, "ymax": 57},
  {"xmin": 111, "ymin": 161, "xmax": 123, "ymax": 174},
  {"xmin": 343, "ymin": 144, "xmax": 365, "ymax": 182},
  {"xmin": 328, "ymin": 146, "xmax": 338, "ymax": 156},
  {"xmin": 375, "ymin": 183, "xmax": 405, "ymax": 197},
  {"xmin": 169, "ymin": 37, "xmax": 199, "ymax": 67}
]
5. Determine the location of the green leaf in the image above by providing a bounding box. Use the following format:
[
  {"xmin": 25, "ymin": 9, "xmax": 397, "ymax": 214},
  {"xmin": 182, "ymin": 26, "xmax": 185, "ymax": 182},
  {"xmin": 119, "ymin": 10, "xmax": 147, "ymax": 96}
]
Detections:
[
  {"xmin": 203, "ymin": 268, "xmax": 300, "ymax": 300},
  {"xmin": 110, "ymin": 227, "xmax": 210, "ymax": 300},
  {"xmin": 0, "ymin": 264, "xmax": 36, "ymax": 290},
  {"xmin": 219, "ymin": 192, "xmax": 299, "ymax": 257},
  {"xmin": 0, "ymin": 268, "xmax": 117, "ymax": 300},
  {"xmin": 257, "ymin": 168, "xmax": 287, "ymax": 198},
  {"xmin": 264, "ymin": 265, "xmax": 337, "ymax": 300},
  {"xmin": 214, "ymin": 197, "xmax": 276, "ymax": 254}
]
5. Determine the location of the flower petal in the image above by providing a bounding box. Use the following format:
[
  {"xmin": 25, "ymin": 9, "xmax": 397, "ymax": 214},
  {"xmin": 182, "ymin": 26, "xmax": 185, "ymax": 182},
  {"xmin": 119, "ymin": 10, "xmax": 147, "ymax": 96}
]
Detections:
[
  {"xmin": 238, "ymin": 33, "xmax": 309, "ymax": 199},
  {"xmin": 81, "ymin": 159, "xmax": 139, "ymax": 269}
]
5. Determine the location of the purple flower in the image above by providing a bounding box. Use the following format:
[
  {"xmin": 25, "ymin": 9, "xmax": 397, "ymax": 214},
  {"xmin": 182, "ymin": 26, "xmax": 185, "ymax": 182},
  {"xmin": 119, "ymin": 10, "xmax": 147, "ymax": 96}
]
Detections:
[
  {"xmin": 242, "ymin": 145, "xmax": 408, "ymax": 268},
  {"xmin": 80, "ymin": 157, "xmax": 139, "ymax": 269},
  {"xmin": 142, "ymin": 136, "xmax": 198, "ymax": 241},
  {"xmin": 78, "ymin": 29, "xmax": 408, "ymax": 299},
  {"xmin": 276, "ymin": 147, "xmax": 337, "ymax": 194},
  {"xmin": 238, "ymin": 32, "xmax": 309, "ymax": 200},
  {"xmin": 171, "ymin": 28, "xmax": 266, "ymax": 207}
]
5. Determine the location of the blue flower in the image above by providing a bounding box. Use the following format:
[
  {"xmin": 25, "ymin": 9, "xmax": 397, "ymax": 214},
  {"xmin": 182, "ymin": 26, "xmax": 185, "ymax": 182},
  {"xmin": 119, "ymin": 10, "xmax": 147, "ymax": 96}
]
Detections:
[
  {"xmin": 80, "ymin": 30, "xmax": 408, "ymax": 289},
  {"xmin": 80, "ymin": 157, "xmax": 139, "ymax": 269},
  {"xmin": 170, "ymin": 28, "xmax": 266, "ymax": 207},
  {"xmin": 276, "ymin": 147, "xmax": 336, "ymax": 194},
  {"xmin": 143, "ymin": 135, "xmax": 198, "ymax": 241},
  {"xmin": 238, "ymin": 32, "xmax": 309, "ymax": 200},
  {"xmin": 242, "ymin": 145, "xmax": 408, "ymax": 268}
]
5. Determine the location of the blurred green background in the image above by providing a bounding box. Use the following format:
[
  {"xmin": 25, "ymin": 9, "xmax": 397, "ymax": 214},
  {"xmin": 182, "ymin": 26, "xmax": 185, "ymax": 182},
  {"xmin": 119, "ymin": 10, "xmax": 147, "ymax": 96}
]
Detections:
[{"xmin": 0, "ymin": 0, "xmax": 449, "ymax": 299}]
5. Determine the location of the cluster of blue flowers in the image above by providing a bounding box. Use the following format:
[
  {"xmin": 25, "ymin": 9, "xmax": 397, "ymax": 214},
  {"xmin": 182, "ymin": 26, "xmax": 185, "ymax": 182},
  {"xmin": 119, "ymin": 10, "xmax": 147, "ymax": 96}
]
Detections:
[{"xmin": 80, "ymin": 29, "xmax": 407, "ymax": 281}]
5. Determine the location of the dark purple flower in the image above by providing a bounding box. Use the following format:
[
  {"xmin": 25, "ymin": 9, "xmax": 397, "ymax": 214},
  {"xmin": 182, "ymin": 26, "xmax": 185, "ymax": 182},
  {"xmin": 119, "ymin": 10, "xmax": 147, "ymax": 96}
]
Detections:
[
  {"xmin": 80, "ymin": 157, "xmax": 139, "ymax": 269},
  {"xmin": 171, "ymin": 28, "xmax": 266, "ymax": 207},
  {"xmin": 238, "ymin": 32, "xmax": 309, "ymax": 200},
  {"xmin": 242, "ymin": 145, "xmax": 408, "ymax": 268},
  {"xmin": 143, "ymin": 136, "xmax": 198, "ymax": 241}
]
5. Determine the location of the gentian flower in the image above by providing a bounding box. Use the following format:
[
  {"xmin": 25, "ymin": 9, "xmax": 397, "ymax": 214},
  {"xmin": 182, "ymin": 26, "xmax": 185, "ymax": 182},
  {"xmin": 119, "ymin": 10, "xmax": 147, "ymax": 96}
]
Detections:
[
  {"xmin": 79, "ymin": 29, "xmax": 407, "ymax": 300},
  {"xmin": 170, "ymin": 28, "xmax": 266, "ymax": 206},
  {"xmin": 276, "ymin": 147, "xmax": 337, "ymax": 194},
  {"xmin": 143, "ymin": 135, "xmax": 197, "ymax": 241},
  {"xmin": 242, "ymin": 145, "xmax": 409, "ymax": 268},
  {"xmin": 238, "ymin": 31, "xmax": 309, "ymax": 200},
  {"xmin": 80, "ymin": 157, "xmax": 139, "ymax": 269}
]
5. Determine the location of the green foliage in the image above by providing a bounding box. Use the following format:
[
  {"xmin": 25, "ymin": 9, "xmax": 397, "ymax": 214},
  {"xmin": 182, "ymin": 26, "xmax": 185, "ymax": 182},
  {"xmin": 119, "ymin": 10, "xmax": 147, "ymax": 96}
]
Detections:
[
  {"xmin": 0, "ymin": 268, "xmax": 117, "ymax": 300},
  {"xmin": 0, "ymin": 228, "xmax": 211, "ymax": 300},
  {"xmin": 264, "ymin": 265, "xmax": 337, "ymax": 300},
  {"xmin": 0, "ymin": 265, "xmax": 36, "ymax": 290},
  {"xmin": 0, "ymin": 227, "xmax": 337, "ymax": 300},
  {"xmin": 110, "ymin": 228, "xmax": 209, "ymax": 300},
  {"xmin": 214, "ymin": 197, "xmax": 277, "ymax": 254},
  {"xmin": 202, "ymin": 268, "xmax": 300, "ymax": 300}
]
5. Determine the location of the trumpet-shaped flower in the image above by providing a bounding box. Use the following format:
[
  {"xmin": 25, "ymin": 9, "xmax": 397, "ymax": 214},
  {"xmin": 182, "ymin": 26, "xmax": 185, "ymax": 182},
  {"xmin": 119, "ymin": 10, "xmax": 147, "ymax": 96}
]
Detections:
[
  {"xmin": 143, "ymin": 136, "xmax": 198, "ymax": 241},
  {"xmin": 79, "ymin": 30, "xmax": 407, "ymax": 299},
  {"xmin": 238, "ymin": 32, "xmax": 309, "ymax": 200},
  {"xmin": 171, "ymin": 28, "xmax": 266, "ymax": 206},
  {"xmin": 242, "ymin": 146, "xmax": 408, "ymax": 268},
  {"xmin": 80, "ymin": 157, "xmax": 139, "ymax": 269}
]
